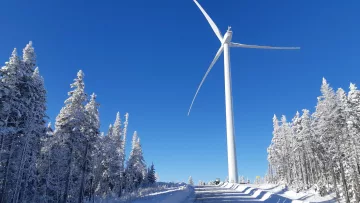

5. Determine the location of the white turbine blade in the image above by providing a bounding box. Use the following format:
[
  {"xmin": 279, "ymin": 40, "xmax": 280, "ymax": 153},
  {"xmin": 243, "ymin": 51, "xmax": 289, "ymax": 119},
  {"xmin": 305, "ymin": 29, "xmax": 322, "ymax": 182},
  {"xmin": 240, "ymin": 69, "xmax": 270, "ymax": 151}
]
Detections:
[
  {"xmin": 188, "ymin": 45, "xmax": 224, "ymax": 116},
  {"xmin": 194, "ymin": 0, "xmax": 223, "ymax": 42},
  {"xmin": 230, "ymin": 42, "xmax": 300, "ymax": 50}
]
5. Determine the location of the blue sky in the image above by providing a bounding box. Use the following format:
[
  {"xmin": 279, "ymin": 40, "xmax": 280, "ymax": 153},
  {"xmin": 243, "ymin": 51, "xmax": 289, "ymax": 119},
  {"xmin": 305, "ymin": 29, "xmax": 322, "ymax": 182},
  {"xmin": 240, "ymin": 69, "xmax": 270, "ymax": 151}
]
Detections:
[{"xmin": 1, "ymin": 0, "xmax": 360, "ymax": 183}]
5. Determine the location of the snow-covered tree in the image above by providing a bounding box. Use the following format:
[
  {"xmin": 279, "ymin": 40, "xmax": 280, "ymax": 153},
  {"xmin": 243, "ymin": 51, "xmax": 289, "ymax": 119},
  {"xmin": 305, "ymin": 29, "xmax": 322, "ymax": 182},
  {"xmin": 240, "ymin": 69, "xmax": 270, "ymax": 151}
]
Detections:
[
  {"xmin": 53, "ymin": 70, "xmax": 88, "ymax": 203},
  {"xmin": 345, "ymin": 84, "xmax": 360, "ymax": 202},
  {"xmin": 76, "ymin": 93, "xmax": 100, "ymax": 203},
  {"xmin": 108, "ymin": 112, "xmax": 123, "ymax": 195},
  {"xmin": 188, "ymin": 176, "xmax": 194, "ymax": 186},
  {"xmin": 0, "ymin": 43, "xmax": 156, "ymax": 202},
  {"xmin": 0, "ymin": 42, "xmax": 47, "ymax": 203},
  {"xmin": 0, "ymin": 48, "xmax": 22, "ymax": 202},
  {"xmin": 147, "ymin": 163, "xmax": 156, "ymax": 184},
  {"xmin": 268, "ymin": 78, "xmax": 360, "ymax": 202},
  {"xmin": 125, "ymin": 131, "xmax": 146, "ymax": 192},
  {"xmin": 95, "ymin": 124, "xmax": 113, "ymax": 196}
]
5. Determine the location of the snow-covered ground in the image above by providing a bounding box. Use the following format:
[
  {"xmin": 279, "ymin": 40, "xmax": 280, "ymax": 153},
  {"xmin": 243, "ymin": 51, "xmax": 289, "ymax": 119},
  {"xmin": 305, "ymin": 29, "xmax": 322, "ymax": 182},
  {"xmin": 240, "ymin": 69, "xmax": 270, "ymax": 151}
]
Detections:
[
  {"xmin": 90, "ymin": 182, "xmax": 195, "ymax": 203},
  {"xmin": 207, "ymin": 182, "xmax": 339, "ymax": 203},
  {"xmin": 132, "ymin": 185, "xmax": 194, "ymax": 203},
  {"xmin": 253, "ymin": 183, "xmax": 339, "ymax": 203},
  {"xmin": 104, "ymin": 182, "xmax": 339, "ymax": 203},
  {"xmin": 243, "ymin": 183, "xmax": 339, "ymax": 203}
]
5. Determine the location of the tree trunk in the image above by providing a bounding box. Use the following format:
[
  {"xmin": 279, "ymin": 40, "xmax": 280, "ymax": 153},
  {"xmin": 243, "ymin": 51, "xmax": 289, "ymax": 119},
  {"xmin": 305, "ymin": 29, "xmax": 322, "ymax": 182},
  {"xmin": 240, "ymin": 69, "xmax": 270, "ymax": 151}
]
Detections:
[
  {"xmin": 0, "ymin": 115, "xmax": 10, "ymax": 170},
  {"xmin": 63, "ymin": 147, "xmax": 73, "ymax": 203},
  {"xmin": 302, "ymin": 152, "xmax": 309, "ymax": 187},
  {"xmin": 308, "ymin": 158, "xmax": 315, "ymax": 185},
  {"xmin": 351, "ymin": 138, "xmax": 360, "ymax": 202},
  {"xmin": 269, "ymin": 163, "xmax": 273, "ymax": 183},
  {"xmin": 89, "ymin": 177, "xmax": 94, "ymax": 203},
  {"xmin": 45, "ymin": 149, "xmax": 51, "ymax": 203},
  {"xmin": 351, "ymin": 164, "xmax": 360, "ymax": 203},
  {"xmin": 0, "ymin": 136, "xmax": 14, "ymax": 203},
  {"xmin": 78, "ymin": 142, "xmax": 88, "ymax": 203},
  {"xmin": 298, "ymin": 153, "xmax": 304, "ymax": 185},
  {"xmin": 340, "ymin": 160, "xmax": 350, "ymax": 203},
  {"xmin": 331, "ymin": 167, "xmax": 339, "ymax": 198},
  {"xmin": 13, "ymin": 135, "xmax": 30, "ymax": 203}
]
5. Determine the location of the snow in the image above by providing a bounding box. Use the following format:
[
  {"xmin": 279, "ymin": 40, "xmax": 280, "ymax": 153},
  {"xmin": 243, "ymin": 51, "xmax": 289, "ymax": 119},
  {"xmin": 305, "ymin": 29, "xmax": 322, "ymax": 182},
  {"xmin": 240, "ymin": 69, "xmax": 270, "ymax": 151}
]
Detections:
[
  {"xmin": 88, "ymin": 182, "xmax": 194, "ymax": 203},
  {"xmin": 237, "ymin": 183, "xmax": 340, "ymax": 203},
  {"xmin": 132, "ymin": 185, "xmax": 194, "ymax": 203},
  {"xmin": 186, "ymin": 183, "xmax": 338, "ymax": 203},
  {"xmin": 114, "ymin": 182, "xmax": 338, "ymax": 203}
]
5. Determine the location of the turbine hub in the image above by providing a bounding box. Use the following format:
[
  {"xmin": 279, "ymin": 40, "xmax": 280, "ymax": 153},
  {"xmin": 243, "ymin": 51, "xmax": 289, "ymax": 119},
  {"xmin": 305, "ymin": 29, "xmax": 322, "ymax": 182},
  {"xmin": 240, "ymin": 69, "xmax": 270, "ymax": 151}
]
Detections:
[{"xmin": 223, "ymin": 29, "xmax": 233, "ymax": 44}]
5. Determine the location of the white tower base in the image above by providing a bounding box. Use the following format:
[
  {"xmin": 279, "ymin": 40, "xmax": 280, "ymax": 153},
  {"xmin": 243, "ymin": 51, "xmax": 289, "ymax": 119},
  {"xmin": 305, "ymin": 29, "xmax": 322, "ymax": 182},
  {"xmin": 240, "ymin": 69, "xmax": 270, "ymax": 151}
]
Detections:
[{"xmin": 223, "ymin": 42, "xmax": 238, "ymax": 183}]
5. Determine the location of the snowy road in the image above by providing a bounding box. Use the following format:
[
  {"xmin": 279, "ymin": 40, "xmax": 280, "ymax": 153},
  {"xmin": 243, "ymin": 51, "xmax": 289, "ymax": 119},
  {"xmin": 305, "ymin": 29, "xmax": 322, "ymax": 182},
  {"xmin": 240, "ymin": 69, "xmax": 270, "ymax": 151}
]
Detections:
[
  {"xmin": 192, "ymin": 185, "xmax": 293, "ymax": 203},
  {"xmin": 128, "ymin": 183, "xmax": 335, "ymax": 203},
  {"xmin": 193, "ymin": 185, "xmax": 259, "ymax": 202}
]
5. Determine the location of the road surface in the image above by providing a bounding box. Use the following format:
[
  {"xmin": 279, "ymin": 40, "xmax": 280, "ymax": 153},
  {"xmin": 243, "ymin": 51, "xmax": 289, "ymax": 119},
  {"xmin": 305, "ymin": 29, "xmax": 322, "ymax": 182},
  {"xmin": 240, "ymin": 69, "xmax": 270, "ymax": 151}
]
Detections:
[{"xmin": 191, "ymin": 185, "xmax": 292, "ymax": 203}]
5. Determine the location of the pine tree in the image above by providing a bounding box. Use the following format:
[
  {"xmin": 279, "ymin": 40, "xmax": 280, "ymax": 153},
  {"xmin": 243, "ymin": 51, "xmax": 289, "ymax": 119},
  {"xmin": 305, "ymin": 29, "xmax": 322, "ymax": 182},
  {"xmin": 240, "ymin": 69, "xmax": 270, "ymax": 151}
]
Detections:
[
  {"xmin": 299, "ymin": 109, "xmax": 312, "ymax": 189},
  {"xmin": 78, "ymin": 93, "xmax": 100, "ymax": 203},
  {"xmin": 291, "ymin": 111, "xmax": 303, "ymax": 189},
  {"xmin": 147, "ymin": 163, "xmax": 156, "ymax": 184},
  {"xmin": 117, "ymin": 113, "xmax": 129, "ymax": 196},
  {"xmin": 125, "ymin": 131, "xmax": 146, "ymax": 192},
  {"xmin": 53, "ymin": 70, "xmax": 88, "ymax": 203},
  {"xmin": 18, "ymin": 43, "xmax": 47, "ymax": 203},
  {"xmin": 345, "ymin": 84, "xmax": 360, "ymax": 202},
  {"xmin": 96, "ymin": 124, "xmax": 113, "ymax": 196},
  {"xmin": 0, "ymin": 48, "xmax": 22, "ymax": 202},
  {"xmin": 90, "ymin": 131, "xmax": 105, "ymax": 200},
  {"xmin": 267, "ymin": 115, "xmax": 280, "ymax": 183},
  {"xmin": 108, "ymin": 112, "xmax": 123, "ymax": 195},
  {"xmin": 0, "ymin": 42, "xmax": 47, "ymax": 203}
]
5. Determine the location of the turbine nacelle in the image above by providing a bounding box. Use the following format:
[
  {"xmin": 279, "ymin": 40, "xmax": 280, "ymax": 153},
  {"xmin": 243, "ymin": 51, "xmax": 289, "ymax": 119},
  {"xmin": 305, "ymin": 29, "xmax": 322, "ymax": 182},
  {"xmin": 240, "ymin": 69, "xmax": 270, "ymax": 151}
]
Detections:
[{"xmin": 223, "ymin": 29, "xmax": 233, "ymax": 44}]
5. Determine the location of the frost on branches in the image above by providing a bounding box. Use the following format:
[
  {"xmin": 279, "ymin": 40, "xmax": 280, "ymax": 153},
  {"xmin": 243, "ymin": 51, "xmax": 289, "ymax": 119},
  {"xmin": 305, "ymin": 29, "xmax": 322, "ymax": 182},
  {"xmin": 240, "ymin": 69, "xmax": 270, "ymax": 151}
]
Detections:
[
  {"xmin": 0, "ymin": 43, "xmax": 157, "ymax": 203},
  {"xmin": 267, "ymin": 78, "xmax": 360, "ymax": 203}
]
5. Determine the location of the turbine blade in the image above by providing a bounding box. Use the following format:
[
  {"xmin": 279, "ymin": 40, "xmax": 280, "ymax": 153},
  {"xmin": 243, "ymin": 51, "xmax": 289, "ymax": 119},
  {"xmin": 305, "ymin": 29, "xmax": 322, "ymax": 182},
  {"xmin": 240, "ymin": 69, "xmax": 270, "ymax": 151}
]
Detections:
[
  {"xmin": 188, "ymin": 45, "xmax": 224, "ymax": 116},
  {"xmin": 230, "ymin": 42, "xmax": 300, "ymax": 50},
  {"xmin": 194, "ymin": 0, "xmax": 223, "ymax": 42}
]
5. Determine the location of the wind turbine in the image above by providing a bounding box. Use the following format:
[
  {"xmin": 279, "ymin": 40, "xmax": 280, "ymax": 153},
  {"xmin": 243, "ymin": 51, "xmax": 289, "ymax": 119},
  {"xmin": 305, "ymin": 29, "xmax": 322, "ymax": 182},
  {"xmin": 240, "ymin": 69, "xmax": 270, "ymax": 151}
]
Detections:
[{"xmin": 188, "ymin": 0, "xmax": 300, "ymax": 183}]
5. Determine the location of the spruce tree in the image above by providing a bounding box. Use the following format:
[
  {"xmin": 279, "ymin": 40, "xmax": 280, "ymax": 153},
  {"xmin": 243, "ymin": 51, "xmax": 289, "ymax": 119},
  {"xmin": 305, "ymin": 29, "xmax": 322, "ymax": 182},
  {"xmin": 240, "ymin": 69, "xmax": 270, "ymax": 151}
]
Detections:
[
  {"xmin": 0, "ymin": 48, "xmax": 22, "ymax": 202},
  {"xmin": 78, "ymin": 93, "xmax": 100, "ymax": 203},
  {"xmin": 147, "ymin": 163, "xmax": 156, "ymax": 184},
  {"xmin": 108, "ymin": 112, "xmax": 123, "ymax": 194},
  {"xmin": 54, "ymin": 70, "xmax": 87, "ymax": 203},
  {"xmin": 0, "ymin": 42, "xmax": 47, "ymax": 203},
  {"xmin": 125, "ymin": 131, "xmax": 146, "ymax": 192}
]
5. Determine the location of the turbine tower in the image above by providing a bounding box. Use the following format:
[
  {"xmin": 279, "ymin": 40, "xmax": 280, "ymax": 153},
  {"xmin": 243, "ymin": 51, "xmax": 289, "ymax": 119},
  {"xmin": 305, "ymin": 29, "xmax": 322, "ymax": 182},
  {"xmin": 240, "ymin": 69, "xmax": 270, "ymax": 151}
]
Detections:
[{"xmin": 188, "ymin": 0, "xmax": 300, "ymax": 183}]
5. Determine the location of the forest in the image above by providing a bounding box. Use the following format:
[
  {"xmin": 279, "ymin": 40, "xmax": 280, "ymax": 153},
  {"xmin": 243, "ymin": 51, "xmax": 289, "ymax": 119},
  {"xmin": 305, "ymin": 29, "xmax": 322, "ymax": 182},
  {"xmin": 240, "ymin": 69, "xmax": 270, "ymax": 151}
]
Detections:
[
  {"xmin": 0, "ymin": 42, "xmax": 156, "ymax": 203},
  {"xmin": 268, "ymin": 78, "xmax": 360, "ymax": 203}
]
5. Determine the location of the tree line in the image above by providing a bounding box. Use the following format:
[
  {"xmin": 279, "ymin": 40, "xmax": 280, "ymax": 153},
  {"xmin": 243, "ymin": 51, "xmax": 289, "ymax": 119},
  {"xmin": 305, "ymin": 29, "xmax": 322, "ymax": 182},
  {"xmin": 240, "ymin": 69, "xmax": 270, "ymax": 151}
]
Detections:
[
  {"xmin": 0, "ymin": 42, "xmax": 156, "ymax": 203},
  {"xmin": 267, "ymin": 78, "xmax": 360, "ymax": 203}
]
